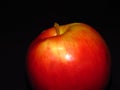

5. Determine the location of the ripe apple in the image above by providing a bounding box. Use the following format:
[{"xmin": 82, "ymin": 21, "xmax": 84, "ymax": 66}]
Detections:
[{"xmin": 26, "ymin": 22, "xmax": 111, "ymax": 90}]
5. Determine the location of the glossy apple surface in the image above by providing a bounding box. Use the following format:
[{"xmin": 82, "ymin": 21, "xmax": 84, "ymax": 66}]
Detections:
[{"xmin": 26, "ymin": 23, "xmax": 111, "ymax": 90}]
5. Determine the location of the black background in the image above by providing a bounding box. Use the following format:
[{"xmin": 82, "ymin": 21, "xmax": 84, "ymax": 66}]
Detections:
[{"xmin": 1, "ymin": 0, "xmax": 120, "ymax": 90}]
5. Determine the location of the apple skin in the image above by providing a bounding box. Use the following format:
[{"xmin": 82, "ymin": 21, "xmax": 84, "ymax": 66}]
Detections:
[{"xmin": 26, "ymin": 23, "xmax": 111, "ymax": 90}]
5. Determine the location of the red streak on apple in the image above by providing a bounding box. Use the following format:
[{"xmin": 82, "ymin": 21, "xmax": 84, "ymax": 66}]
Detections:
[{"xmin": 26, "ymin": 23, "xmax": 111, "ymax": 90}]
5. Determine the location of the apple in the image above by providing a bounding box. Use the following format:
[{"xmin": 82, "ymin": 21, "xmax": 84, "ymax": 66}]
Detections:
[{"xmin": 26, "ymin": 22, "xmax": 111, "ymax": 90}]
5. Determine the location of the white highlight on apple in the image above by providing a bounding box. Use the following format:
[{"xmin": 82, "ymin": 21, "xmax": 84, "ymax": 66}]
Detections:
[{"xmin": 65, "ymin": 54, "xmax": 72, "ymax": 61}]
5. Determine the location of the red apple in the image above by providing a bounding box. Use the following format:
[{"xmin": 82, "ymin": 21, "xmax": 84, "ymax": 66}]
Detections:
[{"xmin": 26, "ymin": 22, "xmax": 111, "ymax": 90}]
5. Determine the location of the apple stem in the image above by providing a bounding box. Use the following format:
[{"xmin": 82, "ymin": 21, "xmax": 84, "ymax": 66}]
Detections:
[{"xmin": 54, "ymin": 22, "xmax": 60, "ymax": 35}]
